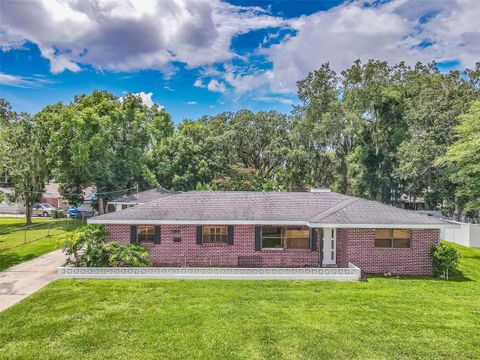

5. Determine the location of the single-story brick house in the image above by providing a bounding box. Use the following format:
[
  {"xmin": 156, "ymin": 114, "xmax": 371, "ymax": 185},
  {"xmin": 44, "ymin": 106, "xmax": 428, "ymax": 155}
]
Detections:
[{"xmin": 89, "ymin": 190, "xmax": 450, "ymax": 275}]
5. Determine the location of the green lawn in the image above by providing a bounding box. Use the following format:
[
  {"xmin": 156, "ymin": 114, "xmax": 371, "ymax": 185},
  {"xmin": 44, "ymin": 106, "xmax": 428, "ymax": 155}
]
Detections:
[
  {"xmin": 0, "ymin": 244, "xmax": 479, "ymax": 360},
  {"xmin": 0, "ymin": 216, "xmax": 51, "ymax": 233},
  {"xmin": 0, "ymin": 217, "xmax": 82, "ymax": 271}
]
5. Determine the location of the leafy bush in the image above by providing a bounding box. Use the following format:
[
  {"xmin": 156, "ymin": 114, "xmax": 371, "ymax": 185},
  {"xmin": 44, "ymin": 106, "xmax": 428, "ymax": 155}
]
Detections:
[
  {"xmin": 63, "ymin": 224, "xmax": 109, "ymax": 266},
  {"xmin": 63, "ymin": 224, "xmax": 151, "ymax": 267},
  {"xmin": 104, "ymin": 242, "xmax": 151, "ymax": 267},
  {"xmin": 430, "ymin": 242, "xmax": 460, "ymax": 279}
]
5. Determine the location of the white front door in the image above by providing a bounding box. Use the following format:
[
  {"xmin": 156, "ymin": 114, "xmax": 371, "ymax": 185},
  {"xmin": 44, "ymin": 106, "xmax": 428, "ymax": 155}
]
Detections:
[{"xmin": 322, "ymin": 228, "xmax": 336, "ymax": 265}]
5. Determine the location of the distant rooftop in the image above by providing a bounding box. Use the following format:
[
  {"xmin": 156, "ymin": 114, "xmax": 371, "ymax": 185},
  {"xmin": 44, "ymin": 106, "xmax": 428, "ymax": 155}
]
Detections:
[{"xmin": 110, "ymin": 188, "xmax": 180, "ymax": 205}]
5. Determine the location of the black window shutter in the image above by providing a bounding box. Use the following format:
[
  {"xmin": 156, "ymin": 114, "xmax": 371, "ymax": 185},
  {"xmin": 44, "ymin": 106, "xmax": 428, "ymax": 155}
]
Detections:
[
  {"xmin": 196, "ymin": 225, "xmax": 203, "ymax": 245},
  {"xmin": 130, "ymin": 225, "xmax": 137, "ymax": 244},
  {"xmin": 227, "ymin": 225, "xmax": 234, "ymax": 245},
  {"xmin": 154, "ymin": 225, "xmax": 161, "ymax": 244},
  {"xmin": 254, "ymin": 226, "xmax": 261, "ymax": 251},
  {"xmin": 319, "ymin": 228, "xmax": 324, "ymax": 265},
  {"xmin": 310, "ymin": 229, "xmax": 317, "ymax": 251}
]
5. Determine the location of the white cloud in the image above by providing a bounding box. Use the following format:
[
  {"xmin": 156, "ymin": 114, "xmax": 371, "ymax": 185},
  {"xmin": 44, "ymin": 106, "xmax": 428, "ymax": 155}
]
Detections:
[
  {"xmin": 254, "ymin": 96, "xmax": 294, "ymax": 105},
  {"xmin": 226, "ymin": 0, "xmax": 480, "ymax": 94},
  {"xmin": 194, "ymin": 78, "xmax": 228, "ymax": 93},
  {"xmin": 134, "ymin": 91, "xmax": 155, "ymax": 108},
  {"xmin": 193, "ymin": 79, "xmax": 206, "ymax": 88},
  {"xmin": 0, "ymin": 0, "xmax": 285, "ymax": 74},
  {"xmin": 207, "ymin": 79, "xmax": 227, "ymax": 93},
  {"xmin": 0, "ymin": 72, "xmax": 54, "ymax": 88},
  {"xmin": 1, "ymin": 0, "xmax": 478, "ymax": 98},
  {"xmin": 186, "ymin": 101, "xmax": 197, "ymax": 105},
  {"xmin": 121, "ymin": 91, "xmax": 163, "ymax": 109}
]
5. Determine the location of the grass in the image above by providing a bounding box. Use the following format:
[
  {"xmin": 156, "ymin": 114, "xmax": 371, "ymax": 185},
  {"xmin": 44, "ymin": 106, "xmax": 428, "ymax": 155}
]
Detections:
[
  {"xmin": 0, "ymin": 216, "xmax": 51, "ymax": 233},
  {"xmin": 0, "ymin": 217, "xmax": 82, "ymax": 271},
  {"xmin": 0, "ymin": 244, "xmax": 479, "ymax": 360}
]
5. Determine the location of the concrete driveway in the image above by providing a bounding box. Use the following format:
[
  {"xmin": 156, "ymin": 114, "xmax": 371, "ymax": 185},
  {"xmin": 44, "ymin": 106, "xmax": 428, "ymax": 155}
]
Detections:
[{"xmin": 0, "ymin": 250, "xmax": 65, "ymax": 312}]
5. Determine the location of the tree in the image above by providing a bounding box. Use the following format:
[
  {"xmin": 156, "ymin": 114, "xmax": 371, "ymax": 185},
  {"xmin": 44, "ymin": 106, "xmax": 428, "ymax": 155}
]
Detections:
[
  {"xmin": 397, "ymin": 63, "xmax": 478, "ymax": 212},
  {"xmin": 0, "ymin": 98, "xmax": 18, "ymax": 185},
  {"xmin": 48, "ymin": 91, "xmax": 173, "ymax": 213},
  {"xmin": 430, "ymin": 242, "xmax": 460, "ymax": 279},
  {"xmin": 344, "ymin": 61, "xmax": 409, "ymax": 203},
  {"xmin": 151, "ymin": 120, "xmax": 230, "ymax": 190},
  {"xmin": 0, "ymin": 113, "xmax": 51, "ymax": 224},
  {"xmin": 296, "ymin": 63, "xmax": 353, "ymax": 193},
  {"xmin": 0, "ymin": 98, "xmax": 17, "ymax": 128},
  {"xmin": 228, "ymin": 110, "xmax": 290, "ymax": 182},
  {"xmin": 438, "ymin": 101, "xmax": 480, "ymax": 221}
]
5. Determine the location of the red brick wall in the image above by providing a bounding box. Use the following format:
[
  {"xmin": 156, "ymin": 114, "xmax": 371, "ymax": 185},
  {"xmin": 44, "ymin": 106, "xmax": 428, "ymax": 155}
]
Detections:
[
  {"xmin": 103, "ymin": 224, "xmax": 439, "ymax": 275},
  {"xmin": 42, "ymin": 197, "xmax": 58, "ymax": 208},
  {"xmin": 104, "ymin": 224, "xmax": 320, "ymax": 268},
  {"xmin": 338, "ymin": 228, "xmax": 439, "ymax": 276},
  {"xmin": 42, "ymin": 197, "xmax": 69, "ymax": 209}
]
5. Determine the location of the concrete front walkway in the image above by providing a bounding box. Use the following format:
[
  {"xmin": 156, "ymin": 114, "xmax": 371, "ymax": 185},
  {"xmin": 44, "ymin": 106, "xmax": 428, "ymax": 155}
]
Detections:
[{"xmin": 0, "ymin": 250, "xmax": 65, "ymax": 312}]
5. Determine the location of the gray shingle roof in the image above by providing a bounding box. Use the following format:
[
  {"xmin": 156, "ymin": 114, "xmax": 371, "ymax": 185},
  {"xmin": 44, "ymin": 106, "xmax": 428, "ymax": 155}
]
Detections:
[
  {"xmin": 91, "ymin": 191, "xmax": 448, "ymax": 227},
  {"xmin": 110, "ymin": 188, "xmax": 179, "ymax": 204}
]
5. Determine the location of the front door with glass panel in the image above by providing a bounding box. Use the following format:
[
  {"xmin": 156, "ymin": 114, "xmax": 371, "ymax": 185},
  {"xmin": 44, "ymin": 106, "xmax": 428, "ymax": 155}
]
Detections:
[{"xmin": 322, "ymin": 228, "xmax": 336, "ymax": 265}]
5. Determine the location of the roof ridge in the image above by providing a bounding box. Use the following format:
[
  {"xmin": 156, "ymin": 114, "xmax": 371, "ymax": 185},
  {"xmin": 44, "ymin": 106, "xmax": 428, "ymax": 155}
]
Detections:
[{"xmin": 309, "ymin": 197, "xmax": 359, "ymax": 223}]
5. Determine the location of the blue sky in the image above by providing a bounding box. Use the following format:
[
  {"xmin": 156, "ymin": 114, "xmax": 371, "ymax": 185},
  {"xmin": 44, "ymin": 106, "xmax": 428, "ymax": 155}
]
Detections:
[{"xmin": 0, "ymin": 0, "xmax": 478, "ymax": 123}]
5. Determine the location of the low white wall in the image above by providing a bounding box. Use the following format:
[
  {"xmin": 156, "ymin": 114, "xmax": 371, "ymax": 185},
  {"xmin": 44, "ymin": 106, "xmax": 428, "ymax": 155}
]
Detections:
[
  {"xmin": 58, "ymin": 265, "xmax": 361, "ymax": 281},
  {"xmin": 441, "ymin": 222, "xmax": 480, "ymax": 248}
]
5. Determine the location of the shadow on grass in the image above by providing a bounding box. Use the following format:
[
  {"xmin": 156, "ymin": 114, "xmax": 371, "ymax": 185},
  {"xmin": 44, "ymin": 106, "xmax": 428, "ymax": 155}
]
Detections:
[{"xmin": 0, "ymin": 251, "xmax": 38, "ymax": 271}]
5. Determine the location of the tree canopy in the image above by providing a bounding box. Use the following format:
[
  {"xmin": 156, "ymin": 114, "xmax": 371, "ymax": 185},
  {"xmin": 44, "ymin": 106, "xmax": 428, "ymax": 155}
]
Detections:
[{"xmin": 1, "ymin": 60, "xmax": 479, "ymax": 224}]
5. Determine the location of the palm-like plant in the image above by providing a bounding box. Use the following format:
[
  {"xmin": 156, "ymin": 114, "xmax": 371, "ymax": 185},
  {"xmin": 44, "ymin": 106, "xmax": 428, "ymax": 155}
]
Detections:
[
  {"xmin": 105, "ymin": 243, "xmax": 151, "ymax": 267},
  {"xmin": 63, "ymin": 224, "xmax": 151, "ymax": 267}
]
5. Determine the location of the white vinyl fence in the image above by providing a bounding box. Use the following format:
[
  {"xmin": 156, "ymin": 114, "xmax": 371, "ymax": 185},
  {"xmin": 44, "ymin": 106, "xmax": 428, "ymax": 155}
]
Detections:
[
  {"xmin": 441, "ymin": 221, "xmax": 480, "ymax": 248},
  {"xmin": 58, "ymin": 263, "xmax": 361, "ymax": 281}
]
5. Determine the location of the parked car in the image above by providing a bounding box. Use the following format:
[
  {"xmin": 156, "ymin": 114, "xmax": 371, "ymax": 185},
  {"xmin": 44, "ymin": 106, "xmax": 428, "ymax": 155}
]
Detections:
[
  {"xmin": 64, "ymin": 207, "xmax": 82, "ymax": 219},
  {"xmin": 32, "ymin": 203, "xmax": 57, "ymax": 217}
]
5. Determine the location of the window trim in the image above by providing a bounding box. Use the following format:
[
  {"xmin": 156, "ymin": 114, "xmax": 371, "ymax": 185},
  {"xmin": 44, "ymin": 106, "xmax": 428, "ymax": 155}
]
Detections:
[
  {"xmin": 202, "ymin": 225, "xmax": 228, "ymax": 244},
  {"xmin": 260, "ymin": 226, "xmax": 311, "ymax": 250},
  {"xmin": 374, "ymin": 229, "xmax": 411, "ymax": 249},
  {"xmin": 137, "ymin": 225, "xmax": 155, "ymax": 243}
]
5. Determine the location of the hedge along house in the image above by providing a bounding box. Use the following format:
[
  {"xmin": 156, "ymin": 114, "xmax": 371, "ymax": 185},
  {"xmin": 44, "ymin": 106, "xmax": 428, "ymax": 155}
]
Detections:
[{"xmin": 89, "ymin": 190, "xmax": 451, "ymax": 276}]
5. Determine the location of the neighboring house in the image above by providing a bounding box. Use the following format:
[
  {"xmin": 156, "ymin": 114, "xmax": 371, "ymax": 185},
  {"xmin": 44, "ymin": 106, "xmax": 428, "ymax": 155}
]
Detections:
[
  {"xmin": 109, "ymin": 188, "xmax": 179, "ymax": 212},
  {"xmin": 399, "ymin": 193, "xmax": 427, "ymax": 210},
  {"xmin": 42, "ymin": 181, "xmax": 95, "ymax": 210},
  {"xmin": 0, "ymin": 187, "xmax": 24, "ymax": 214},
  {"xmin": 42, "ymin": 181, "xmax": 69, "ymax": 209},
  {"xmin": 0, "ymin": 182, "xmax": 95, "ymax": 214},
  {"xmin": 90, "ymin": 190, "xmax": 452, "ymax": 275}
]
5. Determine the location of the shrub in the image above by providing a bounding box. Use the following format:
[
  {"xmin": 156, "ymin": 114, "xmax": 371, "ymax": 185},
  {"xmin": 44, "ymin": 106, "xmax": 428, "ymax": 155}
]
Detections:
[
  {"xmin": 430, "ymin": 242, "xmax": 460, "ymax": 279},
  {"xmin": 63, "ymin": 224, "xmax": 109, "ymax": 267},
  {"xmin": 52, "ymin": 210, "xmax": 64, "ymax": 218},
  {"xmin": 104, "ymin": 242, "xmax": 151, "ymax": 267},
  {"xmin": 63, "ymin": 224, "xmax": 151, "ymax": 267}
]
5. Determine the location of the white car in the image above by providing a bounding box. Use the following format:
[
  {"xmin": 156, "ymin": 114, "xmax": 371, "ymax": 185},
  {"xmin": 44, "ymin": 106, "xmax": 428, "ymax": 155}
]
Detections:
[{"xmin": 32, "ymin": 203, "xmax": 57, "ymax": 217}]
